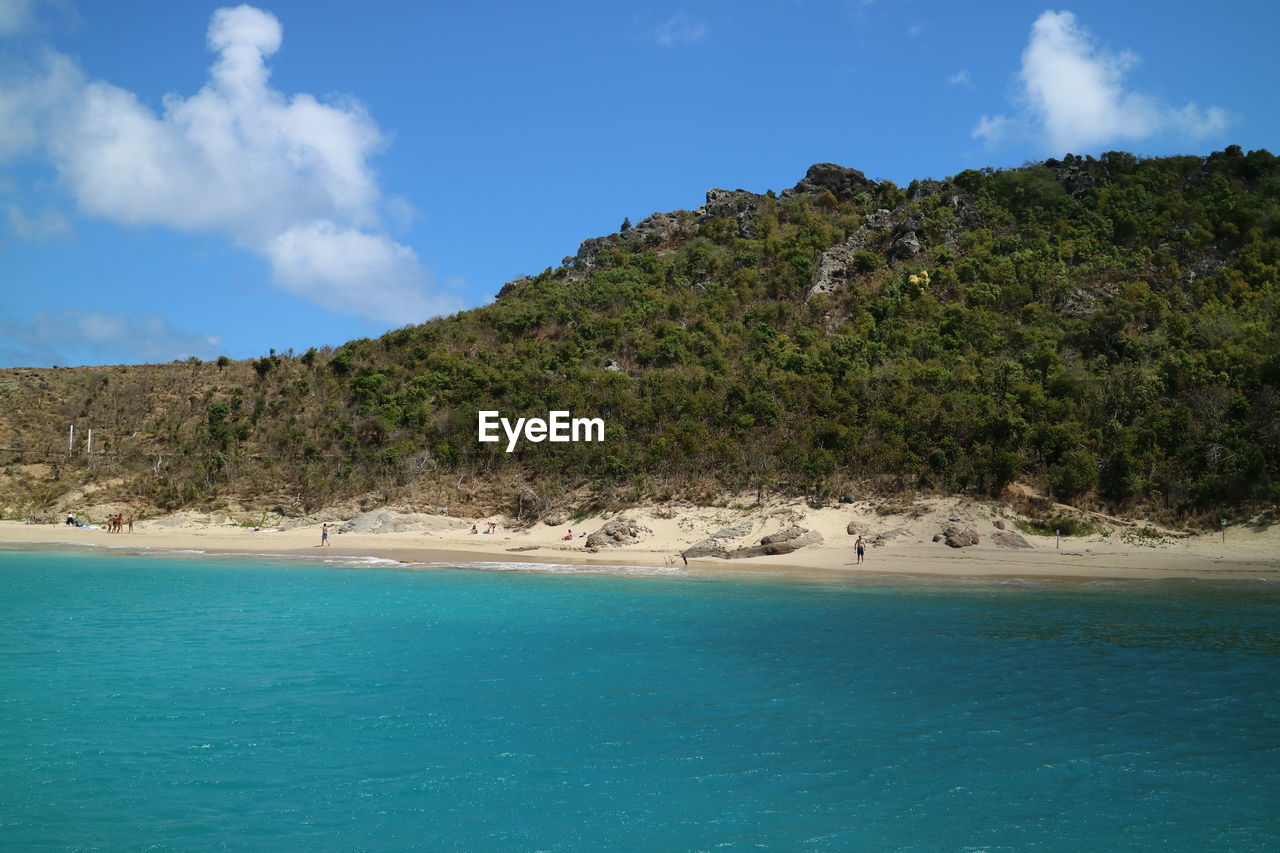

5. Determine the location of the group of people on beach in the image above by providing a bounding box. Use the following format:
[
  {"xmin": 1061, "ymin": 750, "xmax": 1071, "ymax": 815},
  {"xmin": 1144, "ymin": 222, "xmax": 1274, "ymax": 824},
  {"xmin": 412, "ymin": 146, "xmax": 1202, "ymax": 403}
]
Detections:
[
  {"xmin": 105, "ymin": 514, "xmax": 133, "ymax": 533},
  {"xmin": 64, "ymin": 511, "xmax": 132, "ymax": 532},
  {"xmin": 469, "ymin": 522, "xmax": 498, "ymax": 534}
]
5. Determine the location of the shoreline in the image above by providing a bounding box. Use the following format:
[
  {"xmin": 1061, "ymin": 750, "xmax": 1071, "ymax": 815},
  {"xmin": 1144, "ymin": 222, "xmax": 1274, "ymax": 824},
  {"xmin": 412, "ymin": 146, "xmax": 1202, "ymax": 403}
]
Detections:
[{"xmin": 2, "ymin": 506, "xmax": 1277, "ymax": 583}]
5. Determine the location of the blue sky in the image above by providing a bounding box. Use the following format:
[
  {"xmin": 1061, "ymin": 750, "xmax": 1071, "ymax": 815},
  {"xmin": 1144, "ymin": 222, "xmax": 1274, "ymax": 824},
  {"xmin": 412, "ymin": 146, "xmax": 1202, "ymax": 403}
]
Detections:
[{"xmin": 0, "ymin": 0, "xmax": 1274, "ymax": 367}]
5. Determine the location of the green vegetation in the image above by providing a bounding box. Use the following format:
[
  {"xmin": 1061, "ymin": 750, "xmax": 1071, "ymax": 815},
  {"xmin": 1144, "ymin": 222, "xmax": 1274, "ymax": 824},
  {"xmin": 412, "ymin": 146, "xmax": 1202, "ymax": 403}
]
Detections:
[
  {"xmin": 1015, "ymin": 517, "xmax": 1101, "ymax": 538},
  {"xmin": 2, "ymin": 148, "xmax": 1278, "ymax": 525}
]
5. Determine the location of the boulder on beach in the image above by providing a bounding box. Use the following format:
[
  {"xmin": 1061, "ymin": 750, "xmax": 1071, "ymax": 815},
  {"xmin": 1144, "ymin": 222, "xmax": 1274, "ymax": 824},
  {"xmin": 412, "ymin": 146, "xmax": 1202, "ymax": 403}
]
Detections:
[
  {"xmin": 761, "ymin": 525, "xmax": 807, "ymax": 546},
  {"xmin": 681, "ymin": 538, "xmax": 729, "ymax": 559},
  {"xmin": 992, "ymin": 530, "xmax": 1032, "ymax": 549},
  {"xmin": 869, "ymin": 528, "xmax": 910, "ymax": 547},
  {"xmin": 941, "ymin": 525, "xmax": 980, "ymax": 548},
  {"xmin": 710, "ymin": 521, "xmax": 753, "ymax": 540},
  {"xmin": 682, "ymin": 525, "xmax": 824, "ymax": 560},
  {"xmin": 585, "ymin": 517, "xmax": 652, "ymax": 548},
  {"xmin": 727, "ymin": 527, "xmax": 823, "ymax": 559},
  {"xmin": 337, "ymin": 510, "xmax": 431, "ymax": 534}
]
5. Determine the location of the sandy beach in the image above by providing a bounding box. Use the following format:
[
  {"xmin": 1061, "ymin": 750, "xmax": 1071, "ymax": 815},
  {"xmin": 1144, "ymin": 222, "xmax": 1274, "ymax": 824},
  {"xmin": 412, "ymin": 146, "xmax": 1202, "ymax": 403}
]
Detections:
[{"xmin": 3, "ymin": 497, "xmax": 1276, "ymax": 582}]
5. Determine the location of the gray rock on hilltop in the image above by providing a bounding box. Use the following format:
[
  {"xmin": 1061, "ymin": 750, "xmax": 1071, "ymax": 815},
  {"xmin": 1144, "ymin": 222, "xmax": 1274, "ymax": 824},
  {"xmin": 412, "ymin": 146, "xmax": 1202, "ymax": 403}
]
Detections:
[
  {"xmin": 786, "ymin": 163, "xmax": 876, "ymax": 198},
  {"xmin": 889, "ymin": 230, "xmax": 921, "ymax": 262}
]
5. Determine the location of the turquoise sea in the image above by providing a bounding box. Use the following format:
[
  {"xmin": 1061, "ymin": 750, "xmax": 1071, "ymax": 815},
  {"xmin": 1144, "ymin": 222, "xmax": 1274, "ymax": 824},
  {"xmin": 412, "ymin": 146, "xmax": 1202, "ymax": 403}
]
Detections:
[{"xmin": 1, "ymin": 546, "xmax": 1277, "ymax": 851}]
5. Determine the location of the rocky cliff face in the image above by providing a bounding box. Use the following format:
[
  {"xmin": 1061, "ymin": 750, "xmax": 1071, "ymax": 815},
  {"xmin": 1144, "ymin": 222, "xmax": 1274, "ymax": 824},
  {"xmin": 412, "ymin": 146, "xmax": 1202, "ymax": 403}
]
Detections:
[{"xmin": 498, "ymin": 164, "xmax": 905, "ymax": 299}]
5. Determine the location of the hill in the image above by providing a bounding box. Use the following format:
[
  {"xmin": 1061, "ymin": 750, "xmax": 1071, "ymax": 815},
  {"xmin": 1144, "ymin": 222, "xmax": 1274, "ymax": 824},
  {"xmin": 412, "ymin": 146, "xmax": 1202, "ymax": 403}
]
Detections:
[{"xmin": 2, "ymin": 146, "xmax": 1278, "ymax": 528}]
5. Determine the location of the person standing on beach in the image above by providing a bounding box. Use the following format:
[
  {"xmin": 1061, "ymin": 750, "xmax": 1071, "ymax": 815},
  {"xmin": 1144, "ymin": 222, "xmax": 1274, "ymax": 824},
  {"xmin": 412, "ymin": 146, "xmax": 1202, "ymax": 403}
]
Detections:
[
  {"xmin": 855, "ymin": 535, "xmax": 866, "ymax": 564},
  {"xmin": 66, "ymin": 512, "xmax": 75, "ymax": 526},
  {"xmin": 321, "ymin": 523, "xmax": 330, "ymax": 546}
]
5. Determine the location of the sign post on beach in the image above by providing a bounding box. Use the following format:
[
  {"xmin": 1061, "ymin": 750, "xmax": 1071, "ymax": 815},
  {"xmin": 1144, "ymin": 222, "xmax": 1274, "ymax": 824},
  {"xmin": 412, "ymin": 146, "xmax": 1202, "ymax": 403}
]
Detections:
[
  {"xmin": 1221, "ymin": 518, "xmax": 1227, "ymax": 543},
  {"xmin": 1056, "ymin": 528, "xmax": 1060, "ymax": 550}
]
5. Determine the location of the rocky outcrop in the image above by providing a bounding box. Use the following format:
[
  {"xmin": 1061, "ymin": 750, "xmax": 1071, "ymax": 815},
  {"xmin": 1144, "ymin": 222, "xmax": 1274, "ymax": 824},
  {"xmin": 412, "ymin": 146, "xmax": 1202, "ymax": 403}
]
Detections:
[
  {"xmin": 992, "ymin": 530, "xmax": 1033, "ymax": 549},
  {"xmin": 683, "ymin": 525, "xmax": 823, "ymax": 560},
  {"xmin": 682, "ymin": 538, "xmax": 729, "ymax": 559},
  {"xmin": 760, "ymin": 525, "xmax": 807, "ymax": 546},
  {"xmin": 869, "ymin": 528, "xmax": 910, "ymax": 546},
  {"xmin": 337, "ymin": 510, "xmax": 435, "ymax": 534},
  {"xmin": 515, "ymin": 162, "xmax": 898, "ymax": 294},
  {"xmin": 585, "ymin": 517, "xmax": 652, "ymax": 548},
  {"xmin": 909, "ymin": 179, "xmax": 951, "ymax": 199},
  {"xmin": 727, "ymin": 527, "xmax": 823, "ymax": 559},
  {"xmin": 785, "ymin": 163, "xmax": 876, "ymax": 198},
  {"xmin": 939, "ymin": 525, "xmax": 980, "ymax": 548},
  {"xmin": 807, "ymin": 206, "xmax": 906, "ymax": 299},
  {"xmin": 1044, "ymin": 155, "xmax": 1098, "ymax": 199},
  {"xmin": 710, "ymin": 521, "xmax": 753, "ymax": 539},
  {"xmin": 808, "ymin": 236, "xmax": 869, "ymax": 298},
  {"xmin": 888, "ymin": 226, "xmax": 922, "ymax": 263},
  {"xmin": 702, "ymin": 188, "xmax": 766, "ymax": 239},
  {"xmin": 572, "ymin": 210, "xmax": 689, "ymax": 270}
]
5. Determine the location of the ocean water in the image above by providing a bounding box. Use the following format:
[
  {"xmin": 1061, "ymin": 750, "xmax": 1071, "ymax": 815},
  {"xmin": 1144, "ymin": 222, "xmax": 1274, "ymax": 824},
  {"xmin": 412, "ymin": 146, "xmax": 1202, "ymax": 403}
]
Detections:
[{"xmin": 1, "ymin": 547, "xmax": 1277, "ymax": 852}]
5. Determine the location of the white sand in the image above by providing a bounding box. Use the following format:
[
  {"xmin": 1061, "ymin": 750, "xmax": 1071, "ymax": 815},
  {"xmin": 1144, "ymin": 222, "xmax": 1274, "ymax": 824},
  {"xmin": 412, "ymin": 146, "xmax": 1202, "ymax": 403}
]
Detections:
[{"xmin": 4, "ymin": 497, "xmax": 1276, "ymax": 582}]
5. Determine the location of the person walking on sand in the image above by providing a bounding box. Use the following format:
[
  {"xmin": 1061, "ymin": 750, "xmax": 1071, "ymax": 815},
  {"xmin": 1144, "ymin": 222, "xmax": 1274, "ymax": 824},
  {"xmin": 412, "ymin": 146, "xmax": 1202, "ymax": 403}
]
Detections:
[
  {"xmin": 321, "ymin": 523, "xmax": 330, "ymax": 546},
  {"xmin": 66, "ymin": 512, "xmax": 75, "ymax": 526},
  {"xmin": 855, "ymin": 535, "xmax": 866, "ymax": 564}
]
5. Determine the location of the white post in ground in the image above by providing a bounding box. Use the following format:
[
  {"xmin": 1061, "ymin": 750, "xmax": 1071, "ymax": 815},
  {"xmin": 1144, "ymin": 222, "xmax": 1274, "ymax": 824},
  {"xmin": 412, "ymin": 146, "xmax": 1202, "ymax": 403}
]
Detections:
[
  {"xmin": 68, "ymin": 424, "xmax": 74, "ymax": 457},
  {"xmin": 87, "ymin": 428, "xmax": 92, "ymax": 455}
]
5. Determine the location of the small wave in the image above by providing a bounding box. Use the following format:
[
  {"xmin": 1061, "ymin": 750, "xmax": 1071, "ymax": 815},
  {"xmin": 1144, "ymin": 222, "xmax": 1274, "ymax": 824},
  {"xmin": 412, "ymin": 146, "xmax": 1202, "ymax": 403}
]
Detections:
[
  {"xmin": 418, "ymin": 560, "xmax": 686, "ymax": 577},
  {"xmin": 323, "ymin": 556, "xmax": 407, "ymax": 568}
]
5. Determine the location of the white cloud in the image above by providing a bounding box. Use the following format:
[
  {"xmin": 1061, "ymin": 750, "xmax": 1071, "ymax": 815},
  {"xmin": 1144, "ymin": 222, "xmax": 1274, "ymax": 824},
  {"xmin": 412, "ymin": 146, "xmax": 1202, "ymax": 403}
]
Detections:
[
  {"xmin": 6, "ymin": 202, "xmax": 71, "ymax": 239},
  {"xmin": 654, "ymin": 12, "xmax": 707, "ymax": 46},
  {"xmin": 0, "ymin": 309, "xmax": 224, "ymax": 367},
  {"xmin": 1167, "ymin": 102, "xmax": 1229, "ymax": 140},
  {"xmin": 1, "ymin": 4, "xmax": 449, "ymax": 326},
  {"xmin": 972, "ymin": 113, "xmax": 1014, "ymax": 145},
  {"xmin": 974, "ymin": 10, "xmax": 1230, "ymax": 152},
  {"xmin": 0, "ymin": 0, "xmax": 37, "ymax": 35},
  {"xmin": 0, "ymin": 49, "xmax": 81, "ymax": 161},
  {"xmin": 265, "ymin": 221, "xmax": 459, "ymax": 323},
  {"xmin": 947, "ymin": 69, "xmax": 971, "ymax": 87}
]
